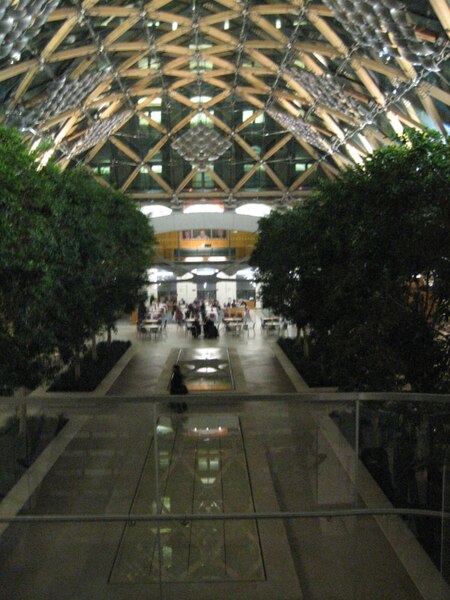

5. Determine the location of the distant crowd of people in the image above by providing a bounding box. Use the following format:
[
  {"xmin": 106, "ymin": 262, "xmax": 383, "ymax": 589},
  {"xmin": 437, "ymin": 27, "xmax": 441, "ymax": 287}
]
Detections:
[
  {"xmin": 137, "ymin": 296, "xmax": 253, "ymax": 339},
  {"xmin": 173, "ymin": 298, "xmax": 251, "ymax": 338},
  {"xmin": 174, "ymin": 299, "xmax": 220, "ymax": 339}
]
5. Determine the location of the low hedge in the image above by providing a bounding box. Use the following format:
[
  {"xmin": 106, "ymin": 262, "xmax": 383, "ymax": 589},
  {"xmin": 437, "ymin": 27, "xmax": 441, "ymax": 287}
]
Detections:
[
  {"xmin": 49, "ymin": 340, "xmax": 131, "ymax": 392},
  {"xmin": 277, "ymin": 337, "xmax": 334, "ymax": 388}
]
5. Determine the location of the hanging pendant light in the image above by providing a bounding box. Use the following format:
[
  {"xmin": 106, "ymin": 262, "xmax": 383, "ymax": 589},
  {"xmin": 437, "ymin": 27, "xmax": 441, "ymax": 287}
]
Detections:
[{"xmin": 171, "ymin": 123, "xmax": 231, "ymax": 171}]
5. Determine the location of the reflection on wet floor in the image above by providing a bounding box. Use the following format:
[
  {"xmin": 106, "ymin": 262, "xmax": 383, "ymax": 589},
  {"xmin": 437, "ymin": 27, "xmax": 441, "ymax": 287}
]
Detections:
[
  {"xmin": 177, "ymin": 347, "xmax": 234, "ymax": 392},
  {"xmin": 110, "ymin": 415, "xmax": 265, "ymax": 583}
]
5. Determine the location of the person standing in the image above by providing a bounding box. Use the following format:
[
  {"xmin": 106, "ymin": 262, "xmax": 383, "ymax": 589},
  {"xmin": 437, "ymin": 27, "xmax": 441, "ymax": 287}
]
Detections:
[
  {"xmin": 191, "ymin": 315, "xmax": 201, "ymax": 338},
  {"xmin": 169, "ymin": 364, "xmax": 188, "ymax": 413}
]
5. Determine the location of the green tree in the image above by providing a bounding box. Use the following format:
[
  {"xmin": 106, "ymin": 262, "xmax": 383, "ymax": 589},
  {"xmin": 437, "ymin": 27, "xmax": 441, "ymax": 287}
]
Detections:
[
  {"xmin": 0, "ymin": 126, "xmax": 57, "ymax": 390},
  {"xmin": 0, "ymin": 127, "xmax": 154, "ymax": 392},
  {"xmin": 39, "ymin": 165, "xmax": 154, "ymax": 371},
  {"xmin": 251, "ymin": 129, "xmax": 450, "ymax": 392}
]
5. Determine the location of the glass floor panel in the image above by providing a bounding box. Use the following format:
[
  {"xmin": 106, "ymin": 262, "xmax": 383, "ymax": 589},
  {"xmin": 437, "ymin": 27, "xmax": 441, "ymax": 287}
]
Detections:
[{"xmin": 109, "ymin": 415, "xmax": 265, "ymax": 583}]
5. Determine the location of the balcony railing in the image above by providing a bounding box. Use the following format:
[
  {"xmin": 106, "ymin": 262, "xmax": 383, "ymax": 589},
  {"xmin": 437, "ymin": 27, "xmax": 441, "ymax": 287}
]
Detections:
[{"xmin": 0, "ymin": 393, "xmax": 449, "ymax": 599}]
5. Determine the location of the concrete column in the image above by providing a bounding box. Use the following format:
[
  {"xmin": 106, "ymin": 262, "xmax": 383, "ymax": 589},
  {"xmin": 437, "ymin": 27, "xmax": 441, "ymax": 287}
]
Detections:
[
  {"xmin": 216, "ymin": 280, "xmax": 237, "ymax": 305},
  {"xmin": 147, "ymin": 283, "xmax": 159, "ymax": 303},
  {"xmin": 177, "ymin": 281, "xmax": 197, "ymax": 304}
]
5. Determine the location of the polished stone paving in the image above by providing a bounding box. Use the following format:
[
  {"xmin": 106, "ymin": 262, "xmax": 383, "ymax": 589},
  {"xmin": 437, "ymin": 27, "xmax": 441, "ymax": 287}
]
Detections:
[{"xmin": 107, "ymin": 316, "xmax": 297, "ymax": 396}]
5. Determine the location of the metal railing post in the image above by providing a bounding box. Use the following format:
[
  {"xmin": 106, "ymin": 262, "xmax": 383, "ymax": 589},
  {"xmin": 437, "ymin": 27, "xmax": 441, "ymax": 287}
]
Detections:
[{"xmin": 153, "ymin": 402, "xmax": 164, "ymax": 600}]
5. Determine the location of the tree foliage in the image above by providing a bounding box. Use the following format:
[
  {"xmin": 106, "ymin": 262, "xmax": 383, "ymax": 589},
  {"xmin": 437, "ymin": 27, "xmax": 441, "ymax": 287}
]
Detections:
[
  {"xmin": 0, "ymin": 126, "xmax": 154, "ymax": 391},
  {"xmin": 251, "ymin": 129, "xmax": 450, "ymax": 392},
  {"xmin": 42, "ymin": 165, "xmax": 154, "ymax": 362}
]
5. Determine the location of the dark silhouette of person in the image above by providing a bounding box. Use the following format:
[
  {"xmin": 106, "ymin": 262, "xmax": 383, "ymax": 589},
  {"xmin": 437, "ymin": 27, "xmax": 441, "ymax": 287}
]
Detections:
[
  {"xmin": 169, "ymin": 364, "xmax": 188, "ymax": 413},
  {"xmin": 204, "ymin": 317, "xmax": 218, "ymax": 339},
  {"xmin": 191, "ymin": 315, "xmax": 201, "ymax": 338}
]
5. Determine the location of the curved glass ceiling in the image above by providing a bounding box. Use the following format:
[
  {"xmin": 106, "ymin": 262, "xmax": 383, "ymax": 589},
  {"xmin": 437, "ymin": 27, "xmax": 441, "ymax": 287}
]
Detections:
[{"xmin": 0, "ymin": 0, "xmax": 447, "ymax": 214}]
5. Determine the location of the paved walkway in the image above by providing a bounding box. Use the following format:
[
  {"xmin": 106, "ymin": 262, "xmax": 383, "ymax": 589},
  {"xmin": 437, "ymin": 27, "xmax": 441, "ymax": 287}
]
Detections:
[{"xmin": 106, "ymin": 315, "xmax": 302, "ymax": 396}]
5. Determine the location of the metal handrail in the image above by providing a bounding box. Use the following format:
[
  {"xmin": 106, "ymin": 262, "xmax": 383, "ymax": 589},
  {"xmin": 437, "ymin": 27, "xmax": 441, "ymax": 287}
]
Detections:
[
  {"xmin": 1, "ymin": 507, "xmax": 449, "ymax": 524},
  {"xmin": 3, "ymin": 391, "xmax": 450, "ymax": 406}
]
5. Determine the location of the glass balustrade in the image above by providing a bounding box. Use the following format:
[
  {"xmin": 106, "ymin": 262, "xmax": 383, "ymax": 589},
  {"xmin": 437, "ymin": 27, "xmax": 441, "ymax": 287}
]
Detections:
[{"xmin": 0, "ymin": 393, "xmax": 448, "ymax": 599}]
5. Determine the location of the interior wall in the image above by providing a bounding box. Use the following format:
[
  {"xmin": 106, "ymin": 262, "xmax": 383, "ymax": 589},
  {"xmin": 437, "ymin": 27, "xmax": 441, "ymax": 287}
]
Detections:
[
  {"xmin": 148, "ymin": 212, "xmax": 260, "ymax": 234},
  {"xmin": 176, "ymin": 281, "xmax": 197, "ymax": 304},
  {"xmin": 216, "ymin": 280, "xmax": 237, "ymax": 305}
]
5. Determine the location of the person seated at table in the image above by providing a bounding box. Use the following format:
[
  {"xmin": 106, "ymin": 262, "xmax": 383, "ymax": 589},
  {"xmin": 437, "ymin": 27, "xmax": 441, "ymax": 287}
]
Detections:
[
  {"xmin": 175, "ymin": 306, "xmax": 184, "ymax": 325},
  {"xmin": 190, "ymin": 315, "xmax": 201, "ymax": 338},
  {"xmin": 204, "ymin": 317, "xmax": 219, "ymax": 339}
]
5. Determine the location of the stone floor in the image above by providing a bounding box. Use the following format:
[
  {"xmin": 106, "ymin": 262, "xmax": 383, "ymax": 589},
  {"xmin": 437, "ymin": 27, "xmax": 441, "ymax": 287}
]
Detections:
[{"xmin": 0, "ymin": 314, "xmax": 445, "ymax": 600}]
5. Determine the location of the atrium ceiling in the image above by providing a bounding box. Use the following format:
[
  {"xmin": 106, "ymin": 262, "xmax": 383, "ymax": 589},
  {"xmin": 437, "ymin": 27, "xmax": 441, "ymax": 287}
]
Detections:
[{"xmin": 0, "ymin": 0, "xmax": 448, "ymax": 216}]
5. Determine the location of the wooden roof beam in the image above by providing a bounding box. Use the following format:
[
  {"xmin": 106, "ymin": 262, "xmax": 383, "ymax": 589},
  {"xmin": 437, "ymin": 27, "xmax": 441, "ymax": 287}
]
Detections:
[
  {"xmin": 264, "ymin": 164, "xmax": 286, "ymax": 191},
  {"xmin": 429, "ymin": 0, "xmax": 450, "ymax": 39}
]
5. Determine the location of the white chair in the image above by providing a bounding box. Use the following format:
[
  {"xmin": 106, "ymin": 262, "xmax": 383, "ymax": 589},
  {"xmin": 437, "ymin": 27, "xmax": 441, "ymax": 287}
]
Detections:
[{"xmin": 137, "ymin": 323, "xmax": 149, "ymax": 339}]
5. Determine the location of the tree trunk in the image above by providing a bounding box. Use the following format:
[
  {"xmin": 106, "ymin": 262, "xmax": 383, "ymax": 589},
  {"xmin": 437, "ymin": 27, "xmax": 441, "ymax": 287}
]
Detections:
[
  {"xmin": 301, "ymin": 328, "xmax": 310, "ymax": 358},
  {"xmin": 91, "ymin": 333, "xmax": 97, "ymax": 361},
  {"xmin": 107, "ymin": 327, "xmax": 112, "ymax": 345},
  {"xmin": 17, "ymin": 386, "xmax": 29, "ymax": 436},
  {"xmin": 74, "ymin": 353, "xmax": 81, "ymax": 381}
]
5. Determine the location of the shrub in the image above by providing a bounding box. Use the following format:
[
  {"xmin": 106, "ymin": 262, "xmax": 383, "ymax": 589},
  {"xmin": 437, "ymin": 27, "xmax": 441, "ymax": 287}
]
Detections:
[
  {"xmin": 278, "ymin": 337, "xmax": 335, "ymax": 388},
  {"xmin": 49, "ymin": 340, "xmax": 131, "ymax": 392}
]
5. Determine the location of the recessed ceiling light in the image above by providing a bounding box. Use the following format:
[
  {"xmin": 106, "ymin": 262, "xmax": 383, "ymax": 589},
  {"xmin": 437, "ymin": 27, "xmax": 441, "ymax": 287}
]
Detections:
[
  {"xmin": 236, "ymin": 267, "xmax": 256, "ymax": 279},
  {"xmin": 140, "ymin": 204, "xmax": 172, "ymax": 217},
  {"xmin": 235, "ymin": 203, "xmax": 271, "ymax": 217},
  {"xmin": 183, "ymin": 203, "xmax": 224, "ymax": 213},
  {"xmin": 191, "ymin": 268, "xmax": 218, "ymax": 276}
]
